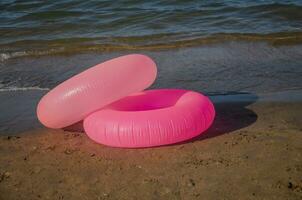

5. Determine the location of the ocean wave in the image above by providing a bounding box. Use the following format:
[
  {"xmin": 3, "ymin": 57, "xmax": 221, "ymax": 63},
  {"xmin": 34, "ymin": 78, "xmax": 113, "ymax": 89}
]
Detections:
[
  {"xmin": 1, "ymin": 32, "xmax": 302, "ymax": 61},
  {"xmin": 1, "ymin": 1, "xmax": 302, "ymax": 61}
]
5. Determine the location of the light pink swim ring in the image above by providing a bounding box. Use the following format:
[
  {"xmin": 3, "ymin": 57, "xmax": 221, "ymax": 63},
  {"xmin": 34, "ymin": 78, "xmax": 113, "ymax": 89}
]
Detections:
[
  {"xmin": 84, "ymin": 89, "xmax": 215, "ymax": 148},
  {"xmin": 37, "ymin": 54, "xmax": 157, "ymax": 129}
]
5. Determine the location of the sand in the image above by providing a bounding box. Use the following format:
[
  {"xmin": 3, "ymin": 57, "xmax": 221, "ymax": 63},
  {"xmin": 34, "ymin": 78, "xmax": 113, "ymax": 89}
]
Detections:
[{"xmin": 0, "ymin": 97, "xmax": 301, "ymax": 200}]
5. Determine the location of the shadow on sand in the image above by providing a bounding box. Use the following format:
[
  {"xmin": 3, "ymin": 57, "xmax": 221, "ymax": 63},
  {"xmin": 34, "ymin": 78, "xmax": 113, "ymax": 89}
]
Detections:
[{"xmin": 193, "ymin": 92, "xmax": 259, "ymax": 141}]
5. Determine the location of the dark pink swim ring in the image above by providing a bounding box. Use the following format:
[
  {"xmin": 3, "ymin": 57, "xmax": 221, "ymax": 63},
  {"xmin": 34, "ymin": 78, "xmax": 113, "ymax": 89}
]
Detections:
[{"xmin": 84, "ymin": 89, "xmax": 215, "ymax": 148}]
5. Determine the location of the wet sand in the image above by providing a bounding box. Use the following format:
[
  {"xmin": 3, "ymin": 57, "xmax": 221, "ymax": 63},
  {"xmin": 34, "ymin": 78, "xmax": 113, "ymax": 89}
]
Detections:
[{"xmin": 0, "ymin": 95, "xmax": 301, "ymax": 200}]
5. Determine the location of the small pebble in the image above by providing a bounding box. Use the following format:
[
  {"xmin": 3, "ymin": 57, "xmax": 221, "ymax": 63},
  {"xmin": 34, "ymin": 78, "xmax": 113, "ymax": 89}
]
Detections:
[
  {"xmin": 188, "ymin": 179, "xmax": 196, "ymax": 187},
  {"xmin": 64, "ymin": 148, "xmax": 79, "ymax": 155},
  {"xmin": 0, "ymin": 172, "xmax": 11, "ymax": 182},
  {"xmin": 64, "ymin": 149, "xmax": 73, "ymax": 155},
  {"xmin": 288, "ymin": 182, "xmax": 293, "ymax": 189},
  {"xmin": 45, "ymin": 145, "xmax": 56, "ymax": 151},
  {"xmin": 3, "ymin": 172, "xmax": 11, "ymax": 178}
]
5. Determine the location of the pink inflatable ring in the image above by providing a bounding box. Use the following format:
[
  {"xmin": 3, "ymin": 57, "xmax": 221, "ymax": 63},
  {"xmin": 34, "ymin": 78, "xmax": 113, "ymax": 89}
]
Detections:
[
  {"xmin": 37, "ymin": 54, "xmax": 157, "ymax": 129},
  {"xmin": 84, "ymin": 89, "xmax": 215, "ymax": 148}
]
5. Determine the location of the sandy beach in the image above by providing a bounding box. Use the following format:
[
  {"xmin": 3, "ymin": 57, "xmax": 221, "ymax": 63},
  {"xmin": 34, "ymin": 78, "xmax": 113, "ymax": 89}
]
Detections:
[
  {"xmin": 1, "ymin": 1, "xmax": 302, "ymax": 198},
  {"xmin": 1, "ymin": 92, "xmax": 301, "ymax": 200}
]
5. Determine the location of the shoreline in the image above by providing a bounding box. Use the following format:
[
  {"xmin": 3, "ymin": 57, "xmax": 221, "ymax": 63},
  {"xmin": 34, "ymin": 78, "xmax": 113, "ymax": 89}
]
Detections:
[
  {"xmin": 2, "ymin": 31, "xmax": 302, "ymax": 61},
  {"xmin": 2, "ymin": 41, "xmax": 302, "ymax": 96},
  {"xmin": 1, "ymin": 88, "xmax": 302, "ymax": 135}
]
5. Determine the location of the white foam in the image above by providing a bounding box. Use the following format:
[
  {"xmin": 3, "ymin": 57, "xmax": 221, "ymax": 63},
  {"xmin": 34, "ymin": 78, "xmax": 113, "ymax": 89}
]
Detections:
[
  {"xmin": 0, "ymin": 86, "xmax": 50, "ymax": 92},
  {"xmin": 0, "ymin": 52, "xmax": 28, "ymax": 62},
  {"xmin": 0, "ymin": 48, "xmax": 66, "ymax": 62}
]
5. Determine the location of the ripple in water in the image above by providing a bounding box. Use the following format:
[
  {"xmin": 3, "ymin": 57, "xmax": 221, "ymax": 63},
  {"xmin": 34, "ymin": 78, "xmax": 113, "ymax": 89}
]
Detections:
[{"xmin": 1, "ymin": 0, "xmax": 302, "ymax": 57}]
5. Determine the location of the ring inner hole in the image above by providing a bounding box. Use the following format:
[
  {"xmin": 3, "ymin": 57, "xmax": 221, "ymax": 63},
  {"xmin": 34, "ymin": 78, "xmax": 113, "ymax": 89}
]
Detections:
[{"xmin": 108, "ymin": 90, "xmax": 188, "ymax": 111}]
